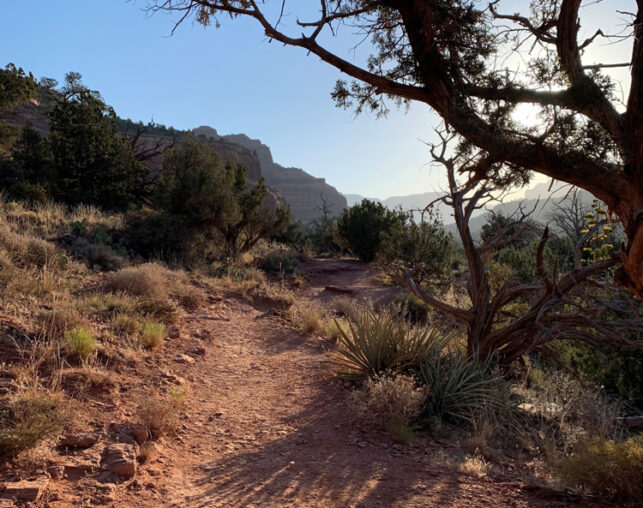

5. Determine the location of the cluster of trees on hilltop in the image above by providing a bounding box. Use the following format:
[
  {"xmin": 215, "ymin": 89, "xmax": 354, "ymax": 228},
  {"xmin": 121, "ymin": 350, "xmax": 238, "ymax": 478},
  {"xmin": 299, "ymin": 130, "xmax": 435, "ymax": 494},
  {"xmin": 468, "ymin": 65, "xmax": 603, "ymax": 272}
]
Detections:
[{"xmin": 0, "ymin": 65, "xmax": 290, "ymax": 264}]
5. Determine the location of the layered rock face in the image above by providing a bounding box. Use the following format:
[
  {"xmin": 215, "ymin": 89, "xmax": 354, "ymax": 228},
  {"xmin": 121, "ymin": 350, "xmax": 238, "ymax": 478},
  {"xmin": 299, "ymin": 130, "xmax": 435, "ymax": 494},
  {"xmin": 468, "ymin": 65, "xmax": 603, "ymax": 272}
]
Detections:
[{"xmin": 221, "ymin": 132, "xmax": 347, "ymax": 222}]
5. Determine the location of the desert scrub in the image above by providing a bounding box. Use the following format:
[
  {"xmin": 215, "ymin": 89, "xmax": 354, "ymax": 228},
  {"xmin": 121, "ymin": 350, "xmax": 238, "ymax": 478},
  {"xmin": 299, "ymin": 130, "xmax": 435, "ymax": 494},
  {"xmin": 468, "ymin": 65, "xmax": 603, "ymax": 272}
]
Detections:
[
  {"xmin": 349, "ymin": 374, "xmax": 426, "ymax": 442},
  {"xmin": 555, "ymin": 434, "xmax": 643, "ymax": 502},
  {"xmin": 515, "ymin": 371, "xmax": 623, "ymax": 455},
  {"xmin": 38, "ymin": 307, "xmax": 85, "ymax": 341},
  {"xmin": 141, "ymin": 321, "xmax": 166, "ymax": 349},
  {"xmin": 112, "ymin": 313, "xmax": 142, "ymax": 337},
  {"xmin": 0, "ymin": 388, "xmax": 70, "ymax": 457},
  {"xmin": 64, "ymin": 326, "xmax": 97, "ymax": 361},
  {"xmin": 289, "ymin": 303, "xmax": 324, "ymax": 335},
  {"xmin": 106, "ymin": 263, "xmax": 169, "ymax": 299},
  {"xmin": 136, "ymin": 390, "xmax": 179, "ymax": 438},
  {"xmin": 137, "ymin": 297, "xmax": 180, "ymax": 324}
]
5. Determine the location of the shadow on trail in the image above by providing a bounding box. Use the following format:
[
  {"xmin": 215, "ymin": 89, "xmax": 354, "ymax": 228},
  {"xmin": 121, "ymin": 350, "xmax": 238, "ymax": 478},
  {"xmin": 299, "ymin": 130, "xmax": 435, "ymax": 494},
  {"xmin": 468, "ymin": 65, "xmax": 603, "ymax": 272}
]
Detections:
[{"xmin": 182, "ymin": 389, "xmax": 479, "ymax": 508}]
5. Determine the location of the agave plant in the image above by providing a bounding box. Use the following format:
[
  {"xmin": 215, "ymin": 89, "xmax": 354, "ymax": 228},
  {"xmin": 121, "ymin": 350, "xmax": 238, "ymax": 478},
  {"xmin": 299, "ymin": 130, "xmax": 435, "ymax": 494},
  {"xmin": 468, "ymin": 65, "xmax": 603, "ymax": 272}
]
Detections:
[{"xmin": 333, "ymin": 304, "xmax": 450, "ymax": 380}]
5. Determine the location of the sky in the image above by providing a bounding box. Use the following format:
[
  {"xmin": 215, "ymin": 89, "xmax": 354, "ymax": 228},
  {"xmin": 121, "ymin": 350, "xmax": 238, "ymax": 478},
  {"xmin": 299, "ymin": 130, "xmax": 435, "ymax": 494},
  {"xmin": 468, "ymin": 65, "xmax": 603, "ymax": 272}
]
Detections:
[{"xmin": 0, "ymin": 1, "xmax": 634, "ymax": 200}]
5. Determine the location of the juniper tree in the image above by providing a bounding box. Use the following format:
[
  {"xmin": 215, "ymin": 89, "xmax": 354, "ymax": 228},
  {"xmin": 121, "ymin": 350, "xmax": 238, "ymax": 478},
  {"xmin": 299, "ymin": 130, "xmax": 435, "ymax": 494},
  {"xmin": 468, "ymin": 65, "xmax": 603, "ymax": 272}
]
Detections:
[{"xmin": 147, "ymin": 0, "xmax": 643, "ymax": 299}]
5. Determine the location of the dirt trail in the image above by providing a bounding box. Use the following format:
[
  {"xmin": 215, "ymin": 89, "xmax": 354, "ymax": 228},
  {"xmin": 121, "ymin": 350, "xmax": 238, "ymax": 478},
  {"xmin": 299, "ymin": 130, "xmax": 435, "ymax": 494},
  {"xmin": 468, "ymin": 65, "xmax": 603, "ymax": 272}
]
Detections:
[{"xmin": 60, "ymin": 259, "xmax": 583, "ymax": 507}]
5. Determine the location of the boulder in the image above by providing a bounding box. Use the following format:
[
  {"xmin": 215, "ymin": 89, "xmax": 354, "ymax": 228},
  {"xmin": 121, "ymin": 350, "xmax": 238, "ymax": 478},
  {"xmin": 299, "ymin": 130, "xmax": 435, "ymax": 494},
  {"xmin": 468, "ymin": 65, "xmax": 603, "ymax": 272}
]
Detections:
[
  {"xmin": 1, "ymin": 478, "xmax": 49, "ymax": 502},
  {"xmin": 101, "ymin": 443, "xmax": 138, "ymax": 477},
  {"xmin": 59, "ymin": 432, "xmax": 101, "ymax": 449}
]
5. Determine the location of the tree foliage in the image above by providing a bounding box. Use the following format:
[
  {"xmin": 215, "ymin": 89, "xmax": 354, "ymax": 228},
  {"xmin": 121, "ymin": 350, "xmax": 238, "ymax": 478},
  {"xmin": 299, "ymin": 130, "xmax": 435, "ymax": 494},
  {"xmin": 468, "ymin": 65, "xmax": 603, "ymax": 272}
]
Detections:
[
  {"xmin": 378, "ymin": 211, "xmax": 454, "ymax": 287},
  {"xmin": 336, "ymin": 199, "xmax": 402, "ymax": 262},
  {"xmin": 1, "ymin": 73, "xmax": 148, "ymax": 209},
  {"xmin": 129, "ymin": 137, "xmax": 289, "ymax": 262},
  {"xmin": 147, "ymin": 0, "xmax": 643, "ymax": 299}
]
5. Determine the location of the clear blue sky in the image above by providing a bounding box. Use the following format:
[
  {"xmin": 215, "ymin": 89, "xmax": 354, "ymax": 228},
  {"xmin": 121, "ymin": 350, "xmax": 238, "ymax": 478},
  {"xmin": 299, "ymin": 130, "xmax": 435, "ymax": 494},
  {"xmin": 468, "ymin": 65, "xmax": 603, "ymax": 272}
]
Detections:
[
  {"xmin": 0, "ymin": 1, "xmax": 632, "ymax": 199},
  {"xmin": 0, "ymin": 0, "xmax": 440, "ymax": 199}
]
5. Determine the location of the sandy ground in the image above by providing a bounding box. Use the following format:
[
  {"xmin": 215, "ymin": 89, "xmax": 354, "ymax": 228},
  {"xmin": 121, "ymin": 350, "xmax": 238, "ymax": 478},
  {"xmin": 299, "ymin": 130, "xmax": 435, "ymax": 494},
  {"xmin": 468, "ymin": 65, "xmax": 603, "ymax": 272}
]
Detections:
[{"xmin": 10, "ymin": 258, "xmax": 605, "ymax": 507}]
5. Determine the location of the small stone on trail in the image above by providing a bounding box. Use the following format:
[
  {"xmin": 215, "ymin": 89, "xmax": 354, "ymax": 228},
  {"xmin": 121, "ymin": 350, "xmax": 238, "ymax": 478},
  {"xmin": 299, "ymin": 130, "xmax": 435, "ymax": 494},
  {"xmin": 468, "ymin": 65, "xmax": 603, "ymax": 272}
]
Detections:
[
  {"xmin": 190, "ymin": 345, "xmax": 206, "ymax": 356},
  {"xmin": 174, "ymin": 354, "xmax": 195, "ymax": 365}
]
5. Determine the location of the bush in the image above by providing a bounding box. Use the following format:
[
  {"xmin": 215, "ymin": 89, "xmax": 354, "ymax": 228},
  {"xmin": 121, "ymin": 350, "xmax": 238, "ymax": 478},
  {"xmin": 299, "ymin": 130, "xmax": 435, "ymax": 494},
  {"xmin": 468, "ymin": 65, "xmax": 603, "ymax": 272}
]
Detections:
[
  {"xmin": 106, "ymin": 263, "xmax": 169, "ymax": 299},
  {"xmin": 417, "ymin": 352, "xmax": 507, "ymax": 425},
  {"xmin": 112, "ymin": 313, "xmax": 142, "ymax": 338},
  {"xmin": 555, "ymin": 341, "xmax": 643, "ymax": 409},
  {"xmin": 556, "ymin": 435, "xmax": 643, "ymax": 502},
  {"xmin": 258, "ymin": 246, "xmax": 299, "ymax": 275},
  {"xmin": 336, "ymin": 200, "xmax": 403, "ymax": 262},
  {"xmin": 0, "ymin": 389, "xmax": 69, "ymax": 457},
  {"xmin": 141, "ymin": 321, "xmax": 166, "ymax": 349},
  {"xmin": 137, "ymin": 298, "xmax": 181, "ymax": 324},
  {"xmin": 334, "ymin": 304, "xmax": 448, "ymax": 380},
  {"xmin": 349, "ymin": 373, "xmax": 427, "ymax": 442},
  {"xmin": 517, "ymin": 370, "xmax": 622, "ymax": 455},
  {"xmin": 136, "ymin": 390, "xmax": 179, "ymax": 438},
  {"xmin": 290, "ymin": 304, "xmax": 324, "ymax": 335},
  {"xmin": 378, "ymin": 213, "xmax": 454, "ymax": 287},
  {"xmin": 64, "ymin": 326, "xmax": 96, "ymax": 361}
]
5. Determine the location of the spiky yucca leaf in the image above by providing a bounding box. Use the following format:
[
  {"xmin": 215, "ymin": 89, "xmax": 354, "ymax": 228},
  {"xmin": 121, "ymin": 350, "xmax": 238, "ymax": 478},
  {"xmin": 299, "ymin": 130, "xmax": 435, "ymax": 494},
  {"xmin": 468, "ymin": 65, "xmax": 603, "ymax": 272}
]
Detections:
[
  {"xmin": 419, "ymin": 351, "xmax": 506, "ymax": 424},
  {"xmin": 333, "ymin": 305, "xmax": 450, "ymax": 380}
]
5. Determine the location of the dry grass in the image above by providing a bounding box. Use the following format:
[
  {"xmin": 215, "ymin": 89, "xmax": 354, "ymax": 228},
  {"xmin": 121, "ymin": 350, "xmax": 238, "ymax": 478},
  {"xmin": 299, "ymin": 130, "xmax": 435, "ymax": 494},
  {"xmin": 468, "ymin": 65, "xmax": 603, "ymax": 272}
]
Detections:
[
  {"xmin": 38, "ymin": 307, "xmax": 86, "ymax": 342},
  {"xmin": 212, "ymin": 267, "xmax": 294, "ymax": 307},
  {"xmin": 289, "ymin": 303, "xmax": 325, "ymax": 335},
  {"xmin": 555, "ymin": 434, "xmax": 643, "ymax": 502},
  {"xmin": 136, "ymin": 390, "xmax": 180, "ymax": 438},
  {"xmin": 514, "ymin": 371, "xmax": 623, "ymax": 457},
  {"xmin": 137, "ymin": 298, "xmax": 180, "ymax": 324},
  {"xmin": 458, "ymin": 454, "xmax": 489, "ymax": 477},
  {"xmin": 324, "ymin": 317, "xmax": 349, "ymax": 341},
  {"xmin": 63, "ymin": 327, "xmax": 96, "ymax": 361},
  {"xmin": 112, "ymin": 313, "xmax": 143, "ymax": 338},
  {"xmin": 0, "ymin": 387, "xmax": 70, "ymax": 457},
  {"xmin": 106, "ymin": 263, "xmax": 170, "ymax": 299},
  {"xmin": 141, "ymin": 321, "xmax": 166, "ymax": 349},
  {"xmin": 348, "ymin": 374, "xmax": 427, "ymax": 442}
]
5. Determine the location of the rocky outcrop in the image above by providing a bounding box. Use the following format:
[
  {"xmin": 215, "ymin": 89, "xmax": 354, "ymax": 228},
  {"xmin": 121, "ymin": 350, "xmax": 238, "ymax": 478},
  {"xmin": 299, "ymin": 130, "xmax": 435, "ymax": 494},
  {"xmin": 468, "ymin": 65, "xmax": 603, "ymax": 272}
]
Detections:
[{"xmin": 221, "ymin": 132, "xmax": 347, "ymax": 221}]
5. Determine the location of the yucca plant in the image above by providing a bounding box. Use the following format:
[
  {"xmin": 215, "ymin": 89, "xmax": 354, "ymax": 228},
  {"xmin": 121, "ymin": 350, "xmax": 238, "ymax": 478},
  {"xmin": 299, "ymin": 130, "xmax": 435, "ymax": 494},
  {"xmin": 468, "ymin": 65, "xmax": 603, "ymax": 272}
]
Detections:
[
  {"xmin": 333, "ymin": 304, "xmax": 450, "ymax": 380},
  {"xmin": 418, "ymin": 351, "xmax": 507, "ymax": 424}
]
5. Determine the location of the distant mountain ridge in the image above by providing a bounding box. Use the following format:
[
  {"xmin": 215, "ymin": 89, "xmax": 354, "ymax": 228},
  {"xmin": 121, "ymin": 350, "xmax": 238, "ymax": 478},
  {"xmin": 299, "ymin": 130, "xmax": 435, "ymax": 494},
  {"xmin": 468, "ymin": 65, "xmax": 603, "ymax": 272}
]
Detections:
[
  {"xmin": 345, "ymin": 183, "xmax": 595, "ymax": 240},
  {"xmin": 196, "ymin": 128, "xmax": 347, "ymax": 222}
]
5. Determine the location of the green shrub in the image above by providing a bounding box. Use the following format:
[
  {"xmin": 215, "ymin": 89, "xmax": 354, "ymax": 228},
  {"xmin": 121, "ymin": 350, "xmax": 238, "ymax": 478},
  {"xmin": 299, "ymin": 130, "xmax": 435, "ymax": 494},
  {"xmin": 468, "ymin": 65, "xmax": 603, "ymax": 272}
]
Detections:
[
  {"xmin": 334, "ymin": 305, "xmax": 448, "ymax": 380},
  {"xmin": 556, "ymin": 435, "xmax": 643, "ymax": 502},
  {"xmin": 336, "ymin": 200, "xmax": 403, "ymax": 262},
  {"xmin": 258, "ymin": 246, "xmax": 299, "ymax": 275},
  {"xmin": 0, "ymin": 389, "xmax": 70, "ymax": 456},
  {"xmin": 64, "ymin": 326, "xmax": 97, "ymax": 361},
  {"xmin": 378, "ymin": 213, "xmax": 454, "ymax": 287},
  {"xmin": 141, "ymin": 321, "xmax": 166, "ymax": 349},
  {"xmin": 417, "ymin": 352, "xmax": 507, "ymax": 425},
  {"xmin": 555, "ymin": 341, "xmax": 643, "ymax": 409}
]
